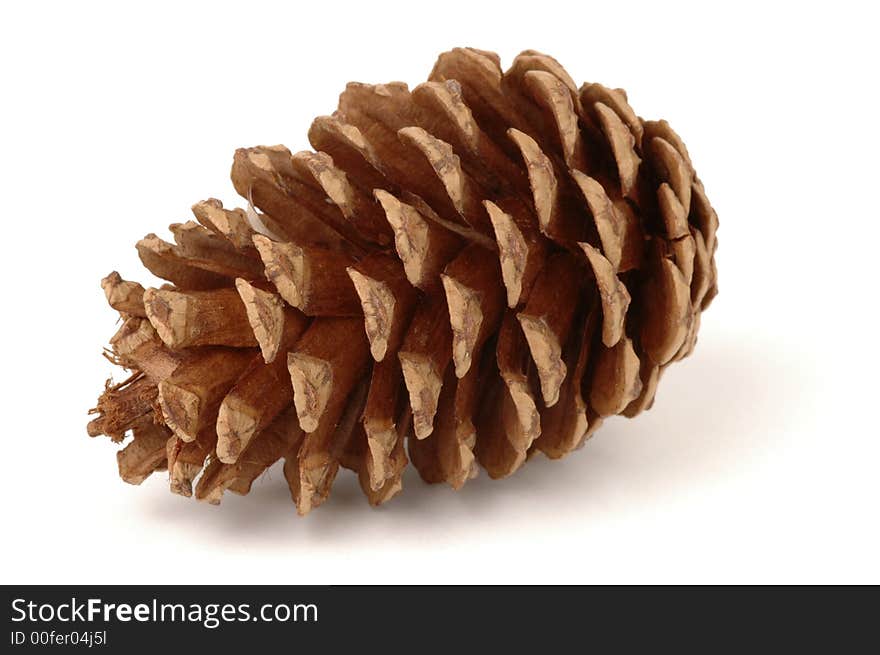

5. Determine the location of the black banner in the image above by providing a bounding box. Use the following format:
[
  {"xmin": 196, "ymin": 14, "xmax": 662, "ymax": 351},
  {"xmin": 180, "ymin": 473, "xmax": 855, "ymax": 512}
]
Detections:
[{"xmin": 2, "ymin": 585, "xmax": 876, "ymax": 651}]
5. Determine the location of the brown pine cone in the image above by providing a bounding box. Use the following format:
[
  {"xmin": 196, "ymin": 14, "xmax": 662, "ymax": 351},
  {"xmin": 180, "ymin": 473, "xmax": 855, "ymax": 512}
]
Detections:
[{"xmin": 88, "ymin": 48, "xmax": 718, "ymax": 515}]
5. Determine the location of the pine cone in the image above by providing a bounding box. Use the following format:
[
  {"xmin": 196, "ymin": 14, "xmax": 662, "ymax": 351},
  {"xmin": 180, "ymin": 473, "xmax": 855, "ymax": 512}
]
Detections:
[{"xmin": 88, "ymin": 48, "xmax": 718, "ymax": 515}]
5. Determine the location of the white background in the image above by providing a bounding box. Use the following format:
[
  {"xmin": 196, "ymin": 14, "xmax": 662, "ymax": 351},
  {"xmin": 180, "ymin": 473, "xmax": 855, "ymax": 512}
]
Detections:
[{"xmin": 1, "ymin": 1, "xmax": 877, "ymax": 584}]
